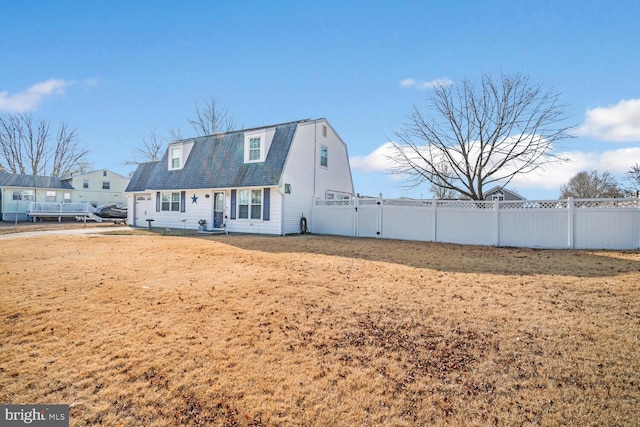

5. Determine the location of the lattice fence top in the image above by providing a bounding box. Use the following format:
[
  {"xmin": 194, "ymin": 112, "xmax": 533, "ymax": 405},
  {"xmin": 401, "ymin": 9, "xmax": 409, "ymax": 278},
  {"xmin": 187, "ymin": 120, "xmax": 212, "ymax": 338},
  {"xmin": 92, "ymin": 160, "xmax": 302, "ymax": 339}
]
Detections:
[
  {"xmin": 382, "ymin": 199, "xmax": 433, "ymax": 207},
  {"xmin": 500, "ymin": 200, "xmax": 568, "ymax": 209},
  {"xmin": 358, "ymin": 198, "xmax": 381, "ymax": 206},
  {"xmin": 436, "ymin": 200, "xmax": 494, "ymax": 209},
  {"xmin": 574, "ymin": 199, "xmax": 639, "ymax": 208},
  {"xmin": 314, "ymin": 199, "xmax": 354, "ymax": 206},
  {"xmin": 315, "ymin": 197, "xmax": 639, "ymax": 210}
]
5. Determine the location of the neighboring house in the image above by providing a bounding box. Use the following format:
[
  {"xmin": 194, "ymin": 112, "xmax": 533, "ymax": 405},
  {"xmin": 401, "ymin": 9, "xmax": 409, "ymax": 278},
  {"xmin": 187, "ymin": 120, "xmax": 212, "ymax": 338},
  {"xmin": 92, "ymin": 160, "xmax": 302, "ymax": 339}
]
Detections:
[
  {"xmin": 0, "ymin": 172, "xmax": 74, "ymax": 221},
  {"xmin": 62, "ymin": 169, "xmax": 130, "ymax": 209},
  {"xmin": 483, "ymin": 186, "xmax": 526, "ymax": 201},
  {"xmin": 125, "ymin": 118, "xmax": 354, "ymax": 234}
]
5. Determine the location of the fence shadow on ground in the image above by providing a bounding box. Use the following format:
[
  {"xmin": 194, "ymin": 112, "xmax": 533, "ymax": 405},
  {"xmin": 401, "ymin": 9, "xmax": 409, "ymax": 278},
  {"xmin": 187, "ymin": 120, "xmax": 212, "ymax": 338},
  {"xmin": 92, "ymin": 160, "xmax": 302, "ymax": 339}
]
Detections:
[{"xmin": 207, "ymin": 234, "xmax": 640, "ymax": 278}]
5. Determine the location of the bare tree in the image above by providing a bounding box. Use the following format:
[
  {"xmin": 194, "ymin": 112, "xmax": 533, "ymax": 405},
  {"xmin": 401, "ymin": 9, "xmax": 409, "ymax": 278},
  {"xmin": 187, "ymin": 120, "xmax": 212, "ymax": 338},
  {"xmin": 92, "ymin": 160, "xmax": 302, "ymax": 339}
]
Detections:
[
  {"xmin": 0, "ymin": 113, "xmax": 89, "ymax": 176},
  {"xmin": 430, "ymin": 162, "xmax": 459, "ymax": 199},
  {"xmin": 0, "ymin": 113, "xmax": 48, "ymax": 175},
  {"xmin": 0, "ymin": 114, "xmax": 24, "ymax": 173},
  {"xmin": 189, "ymin": 96, "xmax": 236, "ymax": 136},
  {"xmin": 388, "ymin": 73, "xmax": 575, "ymax": 200},
  {"xmin": 623, "ymin": 163, "xmax": 640, "ymax": 197},
  {"xmin": 133, "ymin": 129, "xmax": 165, "ymax": 162},
  {"xmin": 128, "ymin": 128, "xmax": 184, "ymax": 165},
  {"xmin": 129, "ymin": 96, "xmax": 233, "ymax": 166},
  {"xmin": 51, "ymin": 122, "xmax": 90, "ymax": 177},
  {"xmin": 559, "ymin": 170, "xmax": 624, "ymax": 199}
]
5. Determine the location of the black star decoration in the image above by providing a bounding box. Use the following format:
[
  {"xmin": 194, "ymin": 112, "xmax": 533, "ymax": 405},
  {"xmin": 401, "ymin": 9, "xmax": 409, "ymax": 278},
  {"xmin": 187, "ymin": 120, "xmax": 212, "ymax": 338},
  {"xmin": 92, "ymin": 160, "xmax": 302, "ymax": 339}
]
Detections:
[{"xmin": 191, "ymin": 194, "xmax": 198, "ymax": 204}]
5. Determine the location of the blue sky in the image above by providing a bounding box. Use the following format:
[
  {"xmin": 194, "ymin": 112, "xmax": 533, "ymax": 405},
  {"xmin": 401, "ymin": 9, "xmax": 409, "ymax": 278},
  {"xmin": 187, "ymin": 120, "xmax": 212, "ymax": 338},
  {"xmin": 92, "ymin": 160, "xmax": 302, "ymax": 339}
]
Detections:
[{"xmin": 1, "ymin": 0, "xmax": 639, "ymax": 199}]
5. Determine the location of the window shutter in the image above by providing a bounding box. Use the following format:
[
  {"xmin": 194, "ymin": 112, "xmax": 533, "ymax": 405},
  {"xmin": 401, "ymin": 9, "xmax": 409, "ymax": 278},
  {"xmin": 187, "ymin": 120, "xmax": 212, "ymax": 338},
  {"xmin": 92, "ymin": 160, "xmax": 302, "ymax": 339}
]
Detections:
[
  {"xmin": 156, "ymin": 192, "xmax": 160, "ymax": 212},
  {"xmin": 180, "ymin": 191, "xmax": 186, "ymax": 212},
  {"xmin": 263, "ymin": 188, "xmax": 270, "ymax": 221},
  {"xmin": 230, "ymin": 190, "xmax": 236, "ymax": 219}
]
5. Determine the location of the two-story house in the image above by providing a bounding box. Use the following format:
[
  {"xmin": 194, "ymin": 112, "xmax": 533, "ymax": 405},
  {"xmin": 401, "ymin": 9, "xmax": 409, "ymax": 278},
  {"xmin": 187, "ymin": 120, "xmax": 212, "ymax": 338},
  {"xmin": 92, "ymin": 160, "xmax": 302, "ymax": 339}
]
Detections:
[{"xmin": 124, "ymin": 118, "xmax": 354, "ymax": 234}]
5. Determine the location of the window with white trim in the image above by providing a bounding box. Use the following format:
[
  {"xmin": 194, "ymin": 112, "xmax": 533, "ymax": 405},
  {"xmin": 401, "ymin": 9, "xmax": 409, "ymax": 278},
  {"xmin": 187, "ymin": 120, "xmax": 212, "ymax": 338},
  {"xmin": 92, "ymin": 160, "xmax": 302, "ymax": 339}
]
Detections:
[
  {"xmin": 83, "ymin": 179, "xmax": 89, "ymax": 189},
  {"xmin": 238, "ymin": 189, "xmax": 262, "ymax": 219},
  {"xmin": 249, "ymin": 137, "xmax": 261, "ymax": 161},
  {"xmin": 320, "ymin": 145, "xmax": 328, "ymax": 167},
  {"xmin": 102, "ymin": 181, "xmax": 110, "ymax": 190},
  {"xmin": 46, "ymin": 191, "xmax": 56, "ymax": 202},
  {"xmin": 12, "ymin": 190, "xmax": 34, "ymax": 201},
  {"xmin": 171, "ymin": 147, "xmax": 181, "ymax": 169},
  {"xmin": 63, "ymin": 193, "xmax": 71, "ymax": 203},
  {"xmin": 244, "ymin": 130, "xmax": 270, "ymax": 163},
  {"xmin": 161, "ymin": 192, "xmax": 181, "ymax": 212}
]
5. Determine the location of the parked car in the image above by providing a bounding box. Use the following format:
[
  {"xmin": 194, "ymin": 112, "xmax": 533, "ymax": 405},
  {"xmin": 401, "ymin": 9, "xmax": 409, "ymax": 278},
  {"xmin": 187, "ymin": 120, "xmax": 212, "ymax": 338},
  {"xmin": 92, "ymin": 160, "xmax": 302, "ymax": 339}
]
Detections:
[{"xmin": 93, "ymin": 203, "xmax": 127, "ymax": 223}]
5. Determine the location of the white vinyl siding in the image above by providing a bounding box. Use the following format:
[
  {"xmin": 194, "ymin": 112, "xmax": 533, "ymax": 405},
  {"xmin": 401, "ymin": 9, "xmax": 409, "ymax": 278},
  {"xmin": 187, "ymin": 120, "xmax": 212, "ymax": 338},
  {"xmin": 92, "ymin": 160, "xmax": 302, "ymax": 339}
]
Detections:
[
  {"xmin": 128, "ymin": 189, "xmax": 282, "ymax": 234},
  {"xmin": 70, "ymin": 169, "xmax": 130, "ymax": 209},
  {"xmin": 279, "ymin": 120, "xmax": 354, "ymax": 234}
]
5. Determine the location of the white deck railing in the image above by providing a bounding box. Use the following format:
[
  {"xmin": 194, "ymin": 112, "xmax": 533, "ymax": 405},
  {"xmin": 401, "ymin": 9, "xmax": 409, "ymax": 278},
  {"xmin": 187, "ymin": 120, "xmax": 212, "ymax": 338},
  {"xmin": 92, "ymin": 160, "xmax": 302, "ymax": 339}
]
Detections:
[{"xmin": 27, "ymin": 202, "xmax": 93, "ymax": 215}]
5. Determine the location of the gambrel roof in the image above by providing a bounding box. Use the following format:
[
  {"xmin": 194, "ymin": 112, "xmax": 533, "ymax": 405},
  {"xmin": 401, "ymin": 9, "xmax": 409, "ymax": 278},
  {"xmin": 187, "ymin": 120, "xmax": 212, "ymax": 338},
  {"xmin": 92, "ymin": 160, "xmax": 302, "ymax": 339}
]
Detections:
[
  {"xmin": 0, "ymin": 172, "xmax": 74, "ymax": 190},
  {"xmin": 126, "ymin": 120, "xmax": 300, "ymax": 192},
  {"xmin": 483, "ymin": 185, "xmax": 526, "ymax": 200}
]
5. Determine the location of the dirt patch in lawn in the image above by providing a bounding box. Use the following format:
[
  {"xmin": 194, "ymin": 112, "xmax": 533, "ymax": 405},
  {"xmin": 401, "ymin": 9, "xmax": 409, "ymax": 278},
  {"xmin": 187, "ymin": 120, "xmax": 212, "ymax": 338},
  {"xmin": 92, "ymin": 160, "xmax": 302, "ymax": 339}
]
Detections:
[{"xmin": 1, "ymin": 234, "xmax": 639, "ymax": 426}]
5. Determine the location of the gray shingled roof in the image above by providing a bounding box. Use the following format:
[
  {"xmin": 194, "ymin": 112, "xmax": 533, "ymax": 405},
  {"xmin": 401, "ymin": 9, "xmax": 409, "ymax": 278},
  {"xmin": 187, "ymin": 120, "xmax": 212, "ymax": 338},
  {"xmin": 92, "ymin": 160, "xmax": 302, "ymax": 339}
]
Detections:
[
  {"xmin": 0, "ymin": 172, "xmax": 74, "ymax": 189},
  {"xmin": 125, "ymin": 121, "xmax": 299, "ymax": 192}
]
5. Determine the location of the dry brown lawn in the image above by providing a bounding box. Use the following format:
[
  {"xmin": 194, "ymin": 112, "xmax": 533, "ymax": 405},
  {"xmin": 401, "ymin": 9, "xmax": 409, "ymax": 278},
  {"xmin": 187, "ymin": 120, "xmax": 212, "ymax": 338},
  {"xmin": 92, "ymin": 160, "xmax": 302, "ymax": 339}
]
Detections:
[{"xmin": 1, "ymin": 230, "xmax": 639, "ymax": 426}]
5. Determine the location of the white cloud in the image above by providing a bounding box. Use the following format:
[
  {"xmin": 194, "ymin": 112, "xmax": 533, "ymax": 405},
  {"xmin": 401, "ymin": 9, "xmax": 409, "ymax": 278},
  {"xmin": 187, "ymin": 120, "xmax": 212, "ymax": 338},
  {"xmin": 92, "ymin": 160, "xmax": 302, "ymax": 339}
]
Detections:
[
  {"xmin": 352, "ymin": 135, "xmax": 554, "ymax": 177},
  {"xmin": 509, "ymin": 147, "xmax": 640, "ymax": 190},
  {"xmin": 350, "ymin": 142, "xmax": 396, "ymax": 173},
  {"xmin": 578, "ymin": 98, "xmax": 640, "ymax": 142},
  {"xmin": 399, "ymin": 77, "xmax": 453, "ymax": 90},
  {"xmin": 0, "ymin": 78, "xmax": 75, "ymax": 113},
  {"xmin": 352, "ymin": 141, "xmax": 640, "ymax": 194}
]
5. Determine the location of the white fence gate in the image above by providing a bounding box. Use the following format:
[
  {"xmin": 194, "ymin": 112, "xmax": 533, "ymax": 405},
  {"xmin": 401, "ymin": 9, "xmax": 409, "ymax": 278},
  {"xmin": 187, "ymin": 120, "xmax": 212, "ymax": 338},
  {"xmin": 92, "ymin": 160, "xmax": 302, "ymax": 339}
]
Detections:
[{"xmin": 312, "ymin": 197, "xmax": 640, "ymax": 250}]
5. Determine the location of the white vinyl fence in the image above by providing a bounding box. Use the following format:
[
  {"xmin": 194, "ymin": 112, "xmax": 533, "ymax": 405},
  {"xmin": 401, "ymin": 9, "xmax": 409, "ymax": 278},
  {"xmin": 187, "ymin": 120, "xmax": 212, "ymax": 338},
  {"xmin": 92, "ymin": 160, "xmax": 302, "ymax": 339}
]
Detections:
[{"xmin": 312, "ymin": 197, "xmax": 640, "ymax": 249}]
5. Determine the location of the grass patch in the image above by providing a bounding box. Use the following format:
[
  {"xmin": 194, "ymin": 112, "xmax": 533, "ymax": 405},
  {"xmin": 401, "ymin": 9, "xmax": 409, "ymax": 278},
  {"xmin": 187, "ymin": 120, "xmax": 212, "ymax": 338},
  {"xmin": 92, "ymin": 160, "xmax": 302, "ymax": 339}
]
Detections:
[{"xmin": 1, "ymin": 234, "xmax": 639, "ymax": 426}]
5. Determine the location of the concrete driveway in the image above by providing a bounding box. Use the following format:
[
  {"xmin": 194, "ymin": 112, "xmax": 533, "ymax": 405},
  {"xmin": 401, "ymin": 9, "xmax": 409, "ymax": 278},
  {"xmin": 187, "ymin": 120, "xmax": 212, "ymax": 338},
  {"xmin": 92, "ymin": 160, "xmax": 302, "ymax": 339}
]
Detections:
[{"xmin": 0, "ymin": 226, "xmax": 131, "ymax": 240}]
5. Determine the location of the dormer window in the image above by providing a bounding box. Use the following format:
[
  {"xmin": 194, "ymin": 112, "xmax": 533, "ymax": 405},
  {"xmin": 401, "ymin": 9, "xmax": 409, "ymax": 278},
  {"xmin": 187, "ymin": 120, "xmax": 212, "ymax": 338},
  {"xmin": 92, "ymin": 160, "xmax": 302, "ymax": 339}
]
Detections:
[
  {"xmin": 167, "ymin": 141, "xmax": 194, "ymax": 171},
  {"xmin": 171, "ymin": 147, "xmax": 181, "ymax": 169},
  {"xmin": 249, "ymin": 137, "xmax": 261, "ymax": 161},
  {"xmin": 244, "ymin": 128, "xmax": 275, "ymax": 163}
]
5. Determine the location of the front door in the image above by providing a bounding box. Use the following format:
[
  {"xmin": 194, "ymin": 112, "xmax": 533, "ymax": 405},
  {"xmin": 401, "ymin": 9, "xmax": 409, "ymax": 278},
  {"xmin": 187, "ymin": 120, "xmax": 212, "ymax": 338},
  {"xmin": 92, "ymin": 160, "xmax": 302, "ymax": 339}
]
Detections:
[
  {"xmin": 213, "ymin": 192, "xmax": 225, "ymax": 228},
  {"xmin": 134, "ymin": 194, "xmax": 153, "ymax": 227}
]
